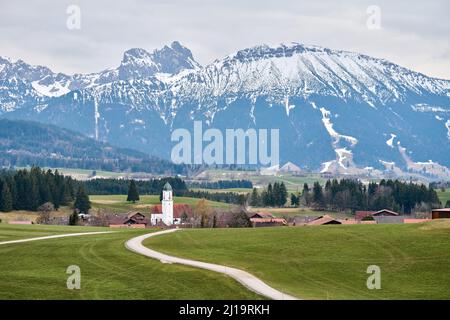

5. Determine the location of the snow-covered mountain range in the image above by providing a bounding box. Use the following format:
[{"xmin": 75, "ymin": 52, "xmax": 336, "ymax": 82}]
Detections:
[{"xmin": 1, "ymin": 41, "xmax": 449, "ymax": 178}]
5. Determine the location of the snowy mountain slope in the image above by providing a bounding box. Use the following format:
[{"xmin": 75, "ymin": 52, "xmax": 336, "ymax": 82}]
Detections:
[
  {"xmin": 0, "ymin": 41, "xmax": 198, "ymax": 99},
  {"xmin": 163, "ymin": 43, "xmax": 450, "ymax": 175},
  {"xmin": 169, "ymin": 43, "xmax": 449, "ymax": 110},
  {"xmin": 1, "ymin": 42, "xmax": 449, "ymax": 176}
]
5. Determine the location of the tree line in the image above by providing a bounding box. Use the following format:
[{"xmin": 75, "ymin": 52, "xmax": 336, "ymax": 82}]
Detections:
[
  {"xmin": 294, "ymin": 179, "xmax": 441, "ymax": 214},
  {"xmin": 83, "ymin": 177, "xmax": 248, "ymax": 205},
  {"xmin": 187, "ymin": 180, "xmax": 253, "ymax": 189},
  {"xmin": 181, "ymin": 189, "xmax": 248, "ymax": 205},
  {"xmin": 82, "ymin": 177, "xmax": 187, "ymax": 195},
  {"xmin": 0, "ymin": 168, "xmax": 75, "ymax": 212},
  {"xmin": 249, "ymin": 182, "xmax": 288, "ymax": 207}
]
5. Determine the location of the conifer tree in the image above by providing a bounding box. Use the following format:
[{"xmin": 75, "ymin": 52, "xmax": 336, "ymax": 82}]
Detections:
[
  {"xmin": 69, "ymin": 210, "xmax": 79, "ymax": 226},
  {"xmin": 267, "ymin": 183, "xmax": 274, "ymax": 206},
  {"xmin": 312, "ymin": 182, "xmax": 324, "ymax": 208},
  {"xmin": 279, "ymin": 182, "xmax": 288, "ymax": 207},
  {"xmin": 0, "ymin": 181, "xmax": 13, "ymax": 212},
  {"xmin": 250, "ymin": 188, "xmax": 260, "ymax": 206},
  {"xmin": 127, "ymin": 180, "xmax": 140, "ymax": 203},
  {"xmin": 74, "ymin": 186, "xmax": 91, "ymax": 214}
]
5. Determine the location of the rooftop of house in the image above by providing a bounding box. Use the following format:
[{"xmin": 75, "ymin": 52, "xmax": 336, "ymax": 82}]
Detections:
[
  {"xmin": 307, "ymin": 214, "xmax": 342, "ymax": 225},
  {"xmin": 249, "ymin": 212, "xmax": 275, "ymax": 219},
  {"xmin": 373, "ymin": 209, "xmax": 399, "ymax": 216},
  {"xmin": 355, "ymin": 209, "xmax": 399, "ymax": 220},
  {"xmin": 250, "ymin": 217, "xmax": 287, "ymax": 224},
  {"xmin": 126, "ymin": 211, "xmax": 146, "ymax": 219}
]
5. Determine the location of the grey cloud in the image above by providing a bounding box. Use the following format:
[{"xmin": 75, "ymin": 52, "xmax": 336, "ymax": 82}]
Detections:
[{"xmin": 0, "ymin": 0, "xmax": 448, "ymax": 78}]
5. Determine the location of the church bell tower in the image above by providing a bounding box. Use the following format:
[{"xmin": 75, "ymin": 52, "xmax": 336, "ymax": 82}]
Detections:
[{"xmin": 162, "ymin": 182, "xmax": 173, "ymax": 225}]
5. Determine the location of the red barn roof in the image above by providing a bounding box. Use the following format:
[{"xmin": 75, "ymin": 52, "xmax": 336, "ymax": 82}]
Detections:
[{"xmin": 355, "ymin": 211, "xmax": 376, "ymax": 220}]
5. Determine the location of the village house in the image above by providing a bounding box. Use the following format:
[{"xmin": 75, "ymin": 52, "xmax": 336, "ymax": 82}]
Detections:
[
  {"xmin": 108, "ymin": 211, "xmax": 148, "ymax": 228},
  {"xmin": 431, "ymin": 208, "xmax": 450, "ymax": 219},
  {"xmin": 307, "ymin": 215, "xmax": 342, "ymax": 226},
  {"xmin": 248, "ymin": 212, "xmax": 287, "ymax": 227},
  {"xmin": 249, "ymin": 212, "xmax": 275, "ymax": 219},
  {"xmin": 355, "ymin": 209, "xmax": 399, "ymax": 221}
]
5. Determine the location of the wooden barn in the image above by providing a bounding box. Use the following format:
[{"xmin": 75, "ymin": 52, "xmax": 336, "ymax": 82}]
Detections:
[
  {"xmin": 307, "ymin": 215, "xmax": 342, "ymax": 226},
  {"xmin": 355, "ymin": 209, "xmax": 399, "ymax": 221},
  {"xmin": 108, "ymin": 211, "xmax": 149, "ymax": 228},
  {"xmin": 250, "ymin": 217, "xmax": 287, "ymax": 227},
  {"xmin": 249, "ymin": 212, "xmax": 274, "ymax": 219},
  {"xmin": 432, "ymin": 208, "xmax": 450, "ymax": 219}
]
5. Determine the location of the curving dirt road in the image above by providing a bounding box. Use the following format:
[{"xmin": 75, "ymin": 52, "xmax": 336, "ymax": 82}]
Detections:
[{"xmin": 125, "ymin": 229, "xmax": 299, "ymax": 300}]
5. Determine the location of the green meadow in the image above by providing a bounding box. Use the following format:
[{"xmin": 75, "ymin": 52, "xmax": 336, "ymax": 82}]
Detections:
[
  {"xmin": 146, "ymin": 220, "xmax": 450, "ymax": 300},
  {"xmin": 437, "ymin": 188, "xmax": 450, "ymax": 206},
  {"xmin": 0, "ymin": 224, "xmax": 260, "ymax": 299}
]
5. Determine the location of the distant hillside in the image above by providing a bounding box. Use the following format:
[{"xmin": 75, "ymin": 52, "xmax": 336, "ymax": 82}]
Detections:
[{"xmin": 0, "ymin": 119, "xmax": 185, "ymax": 174}]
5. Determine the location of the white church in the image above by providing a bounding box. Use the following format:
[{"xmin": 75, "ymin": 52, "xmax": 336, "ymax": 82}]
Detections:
[{"xmin": 150, "ymin": 182, "xmax": 178, "ymax": 226}]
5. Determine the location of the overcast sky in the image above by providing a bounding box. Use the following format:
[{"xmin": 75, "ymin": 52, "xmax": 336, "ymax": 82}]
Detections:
[{"xmin": 0, "ymin": 0, "xmax": 449, "ymax": 79}]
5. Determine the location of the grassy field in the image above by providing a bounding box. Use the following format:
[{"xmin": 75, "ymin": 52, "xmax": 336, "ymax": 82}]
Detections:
[
  {"xmin": 16, "ymin": 166, "xmax": 124, "ymax": 179},
  {"xmin": 90, "ymin": 195, "xmax": 231, "ymax": 213},
  {"xmin": 437, "ymin": 188, "xmax": 450, "ymax": 206},
  {"xmin": 146, "ymin": 221, "xmax": 450, "ymax": 300},
  {"xmin": 0, "ymin": 224, "xmax": 260, "ymax": 299},
  {"xmin": 194, "ymin": 169, "xmax": 327, "ymax": 192},
  {"xmin": 0, "ymin": 224, "xmax": 105, "ymax": 241},
  {"xmin": 0, "ymin": 207, "xmax": 72, "ymax": 224},
  {"xmin": 189, "ymin": 187, "xmax": 253, "ymax": 194}
]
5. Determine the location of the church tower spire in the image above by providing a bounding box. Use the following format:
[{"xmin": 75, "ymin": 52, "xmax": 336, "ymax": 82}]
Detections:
[{"xmin": 162, "ymin": 182, "xmax": 173, "ymax": 225}]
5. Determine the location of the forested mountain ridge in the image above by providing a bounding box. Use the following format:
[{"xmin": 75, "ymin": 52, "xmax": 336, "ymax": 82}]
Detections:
[{"xmin": 0, "ymin": 119, "xmax": 185, "ymax": 174}]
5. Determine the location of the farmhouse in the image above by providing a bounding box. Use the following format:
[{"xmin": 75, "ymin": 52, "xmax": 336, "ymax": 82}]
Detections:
[
  {"xmin": 279, "ymin": 162, "xmax": 302, "ymax": 174},
  {"xmin": 249, "ymin": 212, "xmax": 274, "ymax": 219},
  {"xmin": 355, "ymin": 209, "xmax": 399, "ymax": 221},
  {"xmin": 250, "ymin": 217, "xmax": 287, "ymax": 227},
  {"xmin": 108, "ymin": 211, "xmax": 148, "ymax": 228},
  {"xmin": 307, "ymin": 215, "xmax": 342, "ymax": 226},
  {"xmin": 432, "ymin": 208, "xmax": 450, "ymax": 219},
  {"xmin": 248, "ymin": 211, "xmax": 287, "ymax": 227}
]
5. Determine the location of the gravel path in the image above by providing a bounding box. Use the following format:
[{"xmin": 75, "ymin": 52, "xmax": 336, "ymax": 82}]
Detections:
[
  {"xmin": 125, "ymin": 229, "xmax": 299, "ymax": 300},
  {"xmin": 0, "ymin": 231, "xmax": 114, "ymax": 246}
]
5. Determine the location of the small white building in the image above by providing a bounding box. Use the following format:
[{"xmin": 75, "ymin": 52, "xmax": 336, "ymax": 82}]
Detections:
[{"xmin": 150, "ymin": 182, "xmax": 176, "ymax": 226}]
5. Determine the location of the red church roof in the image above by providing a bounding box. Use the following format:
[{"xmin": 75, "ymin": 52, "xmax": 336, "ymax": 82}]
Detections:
[{"xmin": 152, "ymin": 204, "xmax": 193, "ymax": 218}]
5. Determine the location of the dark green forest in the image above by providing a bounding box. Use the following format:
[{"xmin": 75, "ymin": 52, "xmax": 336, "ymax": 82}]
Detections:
[
  {"xmin": 0, "ymin": 167, "xmax": 75, "ymax": 212},
  {"xmin": 83, "ymin": 177, "xmax": 187, "ymax": 195},
  {"xmin": 297, "ymin": 179, "xmax": 441, "ymax": 213}
]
